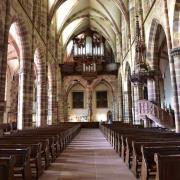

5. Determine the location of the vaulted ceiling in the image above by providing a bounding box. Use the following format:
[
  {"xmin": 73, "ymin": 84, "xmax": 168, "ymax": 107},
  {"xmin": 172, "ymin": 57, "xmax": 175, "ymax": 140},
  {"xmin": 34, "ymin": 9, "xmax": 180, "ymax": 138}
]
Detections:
[{"xmin": 48, "ymin": 0, "xmax": 129, "ymax": 53}]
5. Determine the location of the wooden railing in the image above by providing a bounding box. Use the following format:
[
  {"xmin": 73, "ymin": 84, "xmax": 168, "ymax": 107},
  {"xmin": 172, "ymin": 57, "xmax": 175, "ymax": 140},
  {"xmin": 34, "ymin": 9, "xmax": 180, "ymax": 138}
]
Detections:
[{"xmin": 138, "ymin": 100, "xmax": 175, "ymax": 129}]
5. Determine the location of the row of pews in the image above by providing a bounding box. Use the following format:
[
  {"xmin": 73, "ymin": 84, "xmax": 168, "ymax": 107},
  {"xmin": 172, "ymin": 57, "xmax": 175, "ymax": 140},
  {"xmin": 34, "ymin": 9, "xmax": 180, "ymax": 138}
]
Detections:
[
  {"xmin": 0, "ymin": 123, "xmax": 81, "ymax": 180},
  {"xmin": 100, "ymin": 122, "xmax": 180, "ymax": 180}
]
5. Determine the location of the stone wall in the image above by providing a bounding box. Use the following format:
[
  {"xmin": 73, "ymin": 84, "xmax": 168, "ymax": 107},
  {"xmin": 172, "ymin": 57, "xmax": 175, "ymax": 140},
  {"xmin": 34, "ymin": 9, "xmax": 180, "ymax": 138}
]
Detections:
[{"xmin": 0, "ymin": 0, "xmax": 59, "ymax": 129}]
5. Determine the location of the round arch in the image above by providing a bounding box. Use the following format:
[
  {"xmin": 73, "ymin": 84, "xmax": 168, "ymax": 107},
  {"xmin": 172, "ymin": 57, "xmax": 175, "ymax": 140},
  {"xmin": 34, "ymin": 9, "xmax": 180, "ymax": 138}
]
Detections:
[{"xmin": 5, "ymin": 15, "xmax": 32, "ymax": 130}]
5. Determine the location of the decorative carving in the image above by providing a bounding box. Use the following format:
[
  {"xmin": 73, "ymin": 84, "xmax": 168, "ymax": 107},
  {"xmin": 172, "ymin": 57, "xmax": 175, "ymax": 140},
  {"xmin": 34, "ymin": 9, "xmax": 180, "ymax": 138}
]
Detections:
[
  {"xmin": 130, "ymin": 15, "xmax": 154, "ymax": 84},
  {"xmin": 138, "ymin": 100, "xmax": 175, "ymax": 128}
]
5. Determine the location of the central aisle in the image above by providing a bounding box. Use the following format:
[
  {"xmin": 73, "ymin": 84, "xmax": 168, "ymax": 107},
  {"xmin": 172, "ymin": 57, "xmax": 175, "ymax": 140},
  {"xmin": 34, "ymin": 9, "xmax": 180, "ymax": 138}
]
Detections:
[{"xmin": 40, "ymin": 129, "xmax": 136, "ymax": 180}]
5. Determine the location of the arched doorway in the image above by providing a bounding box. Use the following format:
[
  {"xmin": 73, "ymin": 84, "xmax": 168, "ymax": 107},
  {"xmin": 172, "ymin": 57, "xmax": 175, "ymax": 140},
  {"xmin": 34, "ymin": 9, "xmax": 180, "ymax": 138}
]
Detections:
[{"xmin": 4, "ymin": 17, "xmax": 33, "ymax": 130}]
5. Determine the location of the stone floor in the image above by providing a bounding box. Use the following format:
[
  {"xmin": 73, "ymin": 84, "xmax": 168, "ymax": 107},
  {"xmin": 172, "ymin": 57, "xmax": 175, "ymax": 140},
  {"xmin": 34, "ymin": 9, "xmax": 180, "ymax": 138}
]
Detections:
[{"xmin": 39, "ymin": 129, "xmax": 136, "ymax": 180}]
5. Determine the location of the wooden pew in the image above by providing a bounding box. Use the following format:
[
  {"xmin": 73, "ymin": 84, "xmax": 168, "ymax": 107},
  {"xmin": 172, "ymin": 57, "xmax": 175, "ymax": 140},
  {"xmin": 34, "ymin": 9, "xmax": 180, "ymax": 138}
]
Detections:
[
  {"xmin": 7, "ymin": 124, "xmax": 80, "ymax": 170},
  {"xmin": 121, "ymin": 131, "xmax": 180, "ymax": 164},
  {"xmin": 100, "ymin": 123, "xmax": 180, "ymax": 180},
  {"xmin": 141, "ymin": 146, "xmax": 180, "ymax": 180},
  {"xmin": 130, "ymin": 140, "xmax": 180, "ymax": 177},
  {"xmin": 0, "ymin": 123, "xmax": 11, "ymax": 133},
  {"xmin": 126, "ymin": 137, "xmax": 180, "ymax": 169},
  {"xmin": 0, "ymin": 148, "xmax": 32, "ymax": 180},
  {"xmin": 0, "ymin": 123, "xmax": 81, "ymax": 179},
  {"xmin": 154, "ymin": 153, "xmax": 180, "ymax": 180},
  {"xmin": 0, "ymin": 138, "xmax": 50, "ymax": 170},
  {"xmin": 13, "ymin": 124, "xmax": 80, "ymax": 152},
  {"xmin": 6, "ymin": 135, "xmax": 56, "ymax": 162},
  {"xmin": 0, "ymin": 143, "xmax": 42, "ymax": 179},
  {"xmin": 0, "ymin": 155, "xmax": 15, "ymax": 180},
  {"xmin": 106, "ymin": 126, "xmax": 171, "ymax": 158}
]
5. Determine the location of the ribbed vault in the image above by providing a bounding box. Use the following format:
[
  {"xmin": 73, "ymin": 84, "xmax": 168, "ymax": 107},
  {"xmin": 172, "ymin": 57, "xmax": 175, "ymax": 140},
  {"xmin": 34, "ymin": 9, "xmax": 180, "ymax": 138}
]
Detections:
[{"xmin": 48, "ymin": 0, "xmax": 129, "ymax": 57}]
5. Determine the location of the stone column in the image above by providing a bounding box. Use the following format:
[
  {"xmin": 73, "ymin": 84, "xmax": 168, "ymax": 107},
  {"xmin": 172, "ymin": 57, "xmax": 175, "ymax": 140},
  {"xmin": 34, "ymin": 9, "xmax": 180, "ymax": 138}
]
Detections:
[
  {"xmin": 170, "ymin": 48, "xmax": 180, "ymax": 132},
  {"xmin": 63, "ymin": 92, "xmax": 68, "ymax": 122},
  {"xmin": 0, "ymin": 60, "xmax": 6, "ymax": 123},
  {"xmin": 51, "ymin": 79, "xmax": 57, "ymax": 124},
  {"xmin": 47, "ymin": 88, "xmax": 52, "ymax": 124},
  {"xmin": 58, "ymin": 90, "xmax": 65, "ymax": 122},
  {"xmin": 123, "ymin": 91, "xmax": 133, "ymax": 123},
  {"xmin": 87, "ymin": 87, "xmax": 93, "ymax": 122},
  {"xmin": 133, "ymin": 83, "xmax": 143, "ymax": 124},
  {"xmin": 118, "ymin": 78, "xmax": 123, "ymax": 121},
  {"xmin": 0, "ymin": 0, "xmax": 10, "ymax": 123},
  {"xmin": 118, "ymin": 95, "xmax": 123, "ymax": 121},
  {"xmin": 128, "ymin": 91, "xmax": 133, "ymax": 124},
  {"xmin": 18, "ymin": 60, "xmax": 34, "ymax": 129},
  {"xmin": 147, "ymin": 73, "xmax": 161, "ymax": 106},
  {"xmin": 40, "ymin": 77, "xmax": 47, "ymax": 127},
  {"xmin": 0, "ymin": 45, "xmax": 8, "ymax": 124}
]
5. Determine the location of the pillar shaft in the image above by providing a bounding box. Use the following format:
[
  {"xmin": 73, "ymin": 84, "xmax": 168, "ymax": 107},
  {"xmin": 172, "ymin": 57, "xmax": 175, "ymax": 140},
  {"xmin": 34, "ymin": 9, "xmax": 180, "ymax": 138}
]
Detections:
[
  {"xmin": 133, "ymin": 84, "xmax": 143, "ymax": 124},
  {"xmin": 171, "ymin": 48, "xmax": 180, "ymax": 132}
]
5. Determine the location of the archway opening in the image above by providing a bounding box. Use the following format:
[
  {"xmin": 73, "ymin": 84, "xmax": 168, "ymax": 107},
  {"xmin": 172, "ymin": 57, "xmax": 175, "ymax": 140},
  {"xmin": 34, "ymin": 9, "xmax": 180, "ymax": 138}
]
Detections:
[
  {"xmin": 157, "ymin": 26, "xmax": 173, "ymax": 110},
  {"xmin": 146, "ymin": 21, "xmax": 174, "ymax": 127},
  {"xmin": 4, "ymin": 23, "xmax": 20, "ymax": 128}
]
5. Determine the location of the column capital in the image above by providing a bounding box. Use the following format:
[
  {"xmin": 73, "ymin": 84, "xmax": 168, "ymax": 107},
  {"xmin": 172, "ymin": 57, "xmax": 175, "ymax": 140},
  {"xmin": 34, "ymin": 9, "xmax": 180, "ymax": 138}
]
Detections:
[{"xmin": 171, "ymin": 48, "xmax": 180, "ymax": 57}]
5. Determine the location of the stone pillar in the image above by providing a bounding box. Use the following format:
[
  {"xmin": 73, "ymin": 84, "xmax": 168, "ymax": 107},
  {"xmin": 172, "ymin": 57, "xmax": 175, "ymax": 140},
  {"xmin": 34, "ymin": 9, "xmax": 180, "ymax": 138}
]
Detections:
[
  {"xmin": 112, "ymin": 97, "xmax": 117, "ymax": 122},
  {"xmin": 147, "ymin": 73, "xmax": 161, "ymax": 106},
  {"xmin": 133, "ymin": 84, "xmax": 143, "ymax": 124},
  {"xmin": 38, "ymin": 74, "xmax": 47, "ymax": 127},
  {"xmin": 123, "ymin": 91, "xmax": 128, "ymax": 122},
  {"xmin": 170, "ymin": 48, "xmax": 180, "ymax": 132},
  {"xmin": 51, "ymin": 78, "xmax": 57, "ymax": 124},
  {"xmin": 0, "ymin": 0, "xmax": 10, "ymax": 123},
  {"xmin": 18, "ymin": 60, "xmax": 34, "ymax": 129},
  {"xmin": 58, "ymin": 90, "xmax": 64, "ymax": 122},
  {"xmin": 118, "ymin": 78, "xmax": 123, "ymax": 121},
  {"xmin": 9, "ymin": 74, "xmax": 19, "ymax": 123},
  {"xmin": 118, "ymin": 95, "xmax": 123, "ymax": 121},
  {"xmin": 47, "ymin": 88, "xmax": 52, "ymax": 124},
  {"xmin": 87, "ymin": 87, "xmax": 93, "ymax": 122},
  {"xmin": 63, "ymin": 93, "xmax": 68, "ymax": 122},
  {"xmin": 128, "ymin": 88, "xmax": 133, "ymax": 124},
  {"xmin": 0, "ymin": 59, "xmax": 7, "ymax": 123},
  {"xmin": 0, "ymin": 45, "xmax": 8, "ymax": 124},
  {"xmin": 123, "ymin": 91, "xmax": 133, "ymax": 123}
]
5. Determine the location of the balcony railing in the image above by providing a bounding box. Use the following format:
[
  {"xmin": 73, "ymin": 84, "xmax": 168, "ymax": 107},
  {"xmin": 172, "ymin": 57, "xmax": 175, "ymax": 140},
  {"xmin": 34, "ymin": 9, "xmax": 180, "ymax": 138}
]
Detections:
[
  {"xmin": 138, "ymin": 100, "xmax": 175, "ymax": 129},
  {"xmin": 60, "ymin": 63, "xmax": 119, "ymax": 76}
]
